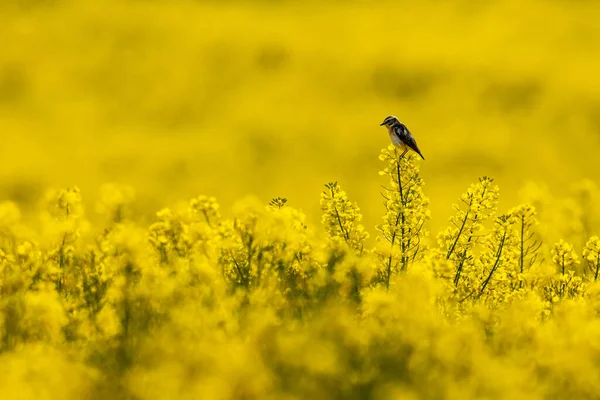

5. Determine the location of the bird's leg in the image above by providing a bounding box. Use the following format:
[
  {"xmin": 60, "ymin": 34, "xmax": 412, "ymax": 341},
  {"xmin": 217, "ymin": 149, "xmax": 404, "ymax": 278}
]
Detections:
[{"xmin": 399, "ymin": 149, "xmax": 408, "ymax": 159}]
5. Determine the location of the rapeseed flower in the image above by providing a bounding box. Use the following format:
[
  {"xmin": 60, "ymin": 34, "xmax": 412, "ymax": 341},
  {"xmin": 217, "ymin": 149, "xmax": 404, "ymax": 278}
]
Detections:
[
  {"xmin": 320, "ymin": 182, "xmax": 369, "ymax": 255},
  {"xmin": 0, "ymin": 173, "xmax": 598, "ymax": 399},
  {"xmin": 377, "ymin": 145, "xmax": 430, "ymax": 287},
  {"xmin": 583, "ymin": 236, "xmax": 600, "ymax": 281}
]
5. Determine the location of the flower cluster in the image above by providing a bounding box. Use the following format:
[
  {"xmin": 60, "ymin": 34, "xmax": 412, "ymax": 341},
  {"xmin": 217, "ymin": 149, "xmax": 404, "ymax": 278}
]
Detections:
[
  {"xmin": 320, "ymin": 182, "xmax": 369, "ymax": 255},
  {"xmin": 376, "ymin": 145, "xmax": 430, "ymax": 287},
  {"xmin": 436, "ymin": 176, "xmax": 499, "ymax": 291},
  {"xmin": 583, "ymin": 236, "xmax": 600, "ymax": 281}
]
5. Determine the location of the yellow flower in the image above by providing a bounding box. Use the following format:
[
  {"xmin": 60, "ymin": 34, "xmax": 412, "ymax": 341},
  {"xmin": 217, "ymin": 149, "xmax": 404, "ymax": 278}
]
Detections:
[
  {"xmin": 320, "ymin": 181, "xmax": 369, "ymax": 255},
  {"xmin": 508, "ymin": 204, "xmax": 541, "ymax": 277},
  {"xmin": 583, "ymin": 236, "xmax": 600, "ymax": 281},
  {"xmin": 376, "ymin": 146, "xmax": 430, "ymax": 287},
  {"xmin": 551, "ymin": 239, "xmax": 579, "ymax": 274},
  {"xmin": 437, "ymin": 176, "xmax": 499, "ymax": 288}
]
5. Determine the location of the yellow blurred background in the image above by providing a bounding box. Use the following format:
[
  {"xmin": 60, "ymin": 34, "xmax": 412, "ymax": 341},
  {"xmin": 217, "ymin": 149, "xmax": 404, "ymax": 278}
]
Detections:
[{"xmin": 1, "ymin": 0, "xmax": 599, "ymax": 233}]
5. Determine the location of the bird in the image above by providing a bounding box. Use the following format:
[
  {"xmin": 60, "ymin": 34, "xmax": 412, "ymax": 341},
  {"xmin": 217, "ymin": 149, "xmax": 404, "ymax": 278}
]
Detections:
[{"xmin": 380, "ymin": 115, "xmax": 425, "ymax": 160}]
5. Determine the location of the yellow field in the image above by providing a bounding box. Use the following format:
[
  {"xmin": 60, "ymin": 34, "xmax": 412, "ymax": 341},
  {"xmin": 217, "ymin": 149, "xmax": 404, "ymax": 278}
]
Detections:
[
  {"xmin": 1, "ymin": 0, "xmax": 600, "ymax": 399},
  {"xmin": 2, "ymin": 0, "xmax": 599, "ymax": 230}
]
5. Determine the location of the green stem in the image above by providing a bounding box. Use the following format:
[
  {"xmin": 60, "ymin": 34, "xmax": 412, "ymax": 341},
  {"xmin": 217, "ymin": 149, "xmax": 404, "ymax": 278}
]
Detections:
[
  {"xmin": 397, "ymin": 160, "xmax": 407, "ymax": 270},
  {"xmin": 331, "ymin": 187, "xmax": 351, "ymax": 242},
  {"xmin": 447, "ymin": 208, "xmax": 471, "ymax": 260},
  {"xmin": 477, "ymin": 231, "xmax": 507, "ymax": 299}
]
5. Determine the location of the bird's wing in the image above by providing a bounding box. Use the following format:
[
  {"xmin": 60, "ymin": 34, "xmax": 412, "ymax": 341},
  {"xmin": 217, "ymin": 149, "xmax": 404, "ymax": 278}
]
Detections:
[{"xmin": 394, "ymin": 124, "xmax": 425, "ymax": 160}]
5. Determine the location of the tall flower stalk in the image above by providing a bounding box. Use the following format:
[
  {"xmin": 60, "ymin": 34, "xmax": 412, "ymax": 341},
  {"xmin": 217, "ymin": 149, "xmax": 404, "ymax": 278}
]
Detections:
[
  {"xmin": 508, "ymin": 204, "xmax": 541, "ymax": 287},
  {"xmin": 377, "ymin": 146, "xmax": 430, "ymax": 288},
  {"xmin": 320, "ymin": 182, "xmax": 369, "ymax": 255},
  {"xmin": 437, "ymin": 176, "xmax": 499, "ymax": 289},
  {"xmin": 583, "ymin": 236, "xmax": 600, "ymax": 281}
]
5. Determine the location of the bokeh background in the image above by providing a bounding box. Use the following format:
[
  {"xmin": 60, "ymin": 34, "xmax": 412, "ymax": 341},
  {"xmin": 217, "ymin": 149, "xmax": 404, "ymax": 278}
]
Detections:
[{"xmin": 1, "ymin": 0, "xmax": 599, "ymax": 234}]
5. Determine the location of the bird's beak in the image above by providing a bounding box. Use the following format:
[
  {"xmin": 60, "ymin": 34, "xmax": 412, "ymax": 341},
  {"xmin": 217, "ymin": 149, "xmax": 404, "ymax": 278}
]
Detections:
[{"xmin": 379, "ymin": 122, "xmax": 386, "ymax": 126}]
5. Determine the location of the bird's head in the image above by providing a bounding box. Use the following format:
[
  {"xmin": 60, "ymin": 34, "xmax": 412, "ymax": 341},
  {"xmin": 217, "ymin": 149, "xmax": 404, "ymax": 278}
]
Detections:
[{"xmin": 380, "ymin": 115, "xmax": 399, "ymax": 127}]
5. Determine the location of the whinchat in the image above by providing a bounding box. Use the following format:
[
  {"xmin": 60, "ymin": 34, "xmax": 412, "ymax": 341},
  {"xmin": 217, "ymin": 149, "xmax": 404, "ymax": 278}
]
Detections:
[{"xmin": 380, "ymin": 116, "xmax": 425, "ymax": 160}]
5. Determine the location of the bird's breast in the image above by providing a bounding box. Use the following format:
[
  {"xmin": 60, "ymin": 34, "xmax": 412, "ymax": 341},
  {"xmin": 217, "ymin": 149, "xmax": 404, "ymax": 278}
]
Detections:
[{"xmin": 388, "ymin": 130, "xmax": 406, "ymax": 149}]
